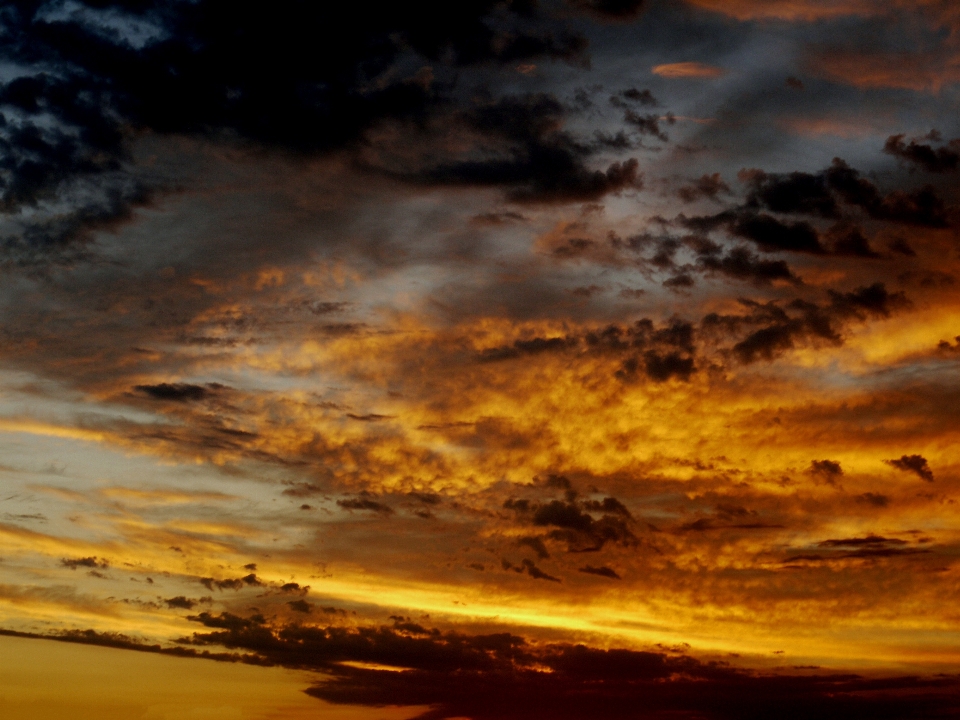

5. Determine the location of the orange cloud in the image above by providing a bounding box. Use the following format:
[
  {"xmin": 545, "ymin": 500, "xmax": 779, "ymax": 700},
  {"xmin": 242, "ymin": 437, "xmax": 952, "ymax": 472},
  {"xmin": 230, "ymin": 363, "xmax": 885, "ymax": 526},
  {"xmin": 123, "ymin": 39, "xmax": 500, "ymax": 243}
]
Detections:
[
  {"xmin": 684, "ymin": 0, "xmax": 875, "ymax": 21},
  {"xmin": 685, "ymin": 0, "xmax": 960, "ymax": 91},
  {"xmin": 777, "ymin": 116, "xmax": 881, "ymax": 138},
  {"xmin": 652, "ymin": 62, "xmax": 726, "ymax": 78},
  {"xmin": 809, "ymin": 50, "xmax": 960, "ymax": 92},
  {"xmin": 684, "ymin": 0, "xmax": 960, "ymax": 24}
]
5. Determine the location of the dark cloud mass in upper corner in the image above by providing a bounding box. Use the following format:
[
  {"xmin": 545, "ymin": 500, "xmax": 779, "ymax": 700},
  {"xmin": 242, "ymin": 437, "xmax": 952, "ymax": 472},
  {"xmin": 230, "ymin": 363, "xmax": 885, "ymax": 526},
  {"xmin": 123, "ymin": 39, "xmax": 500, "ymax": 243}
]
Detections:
[{"xmin": 0, "ymin": 0, "xmax": 636, "ymax": 261}]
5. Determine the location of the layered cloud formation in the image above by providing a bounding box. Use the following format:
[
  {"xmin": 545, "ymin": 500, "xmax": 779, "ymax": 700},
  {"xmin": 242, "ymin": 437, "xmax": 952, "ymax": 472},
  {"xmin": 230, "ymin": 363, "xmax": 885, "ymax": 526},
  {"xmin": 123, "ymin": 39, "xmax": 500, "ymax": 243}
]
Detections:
[{"xmin": 1, "ymin": 1, "xmax": 960, "ymax": 717}]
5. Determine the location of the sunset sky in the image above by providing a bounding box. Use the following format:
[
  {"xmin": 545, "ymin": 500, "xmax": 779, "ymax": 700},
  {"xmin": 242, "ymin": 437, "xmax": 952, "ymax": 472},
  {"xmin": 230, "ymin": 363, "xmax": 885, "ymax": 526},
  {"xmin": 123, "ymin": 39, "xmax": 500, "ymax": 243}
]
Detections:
[{"xmin": 1, "ymin": 1, "xmax": 960, "ymax": 717}]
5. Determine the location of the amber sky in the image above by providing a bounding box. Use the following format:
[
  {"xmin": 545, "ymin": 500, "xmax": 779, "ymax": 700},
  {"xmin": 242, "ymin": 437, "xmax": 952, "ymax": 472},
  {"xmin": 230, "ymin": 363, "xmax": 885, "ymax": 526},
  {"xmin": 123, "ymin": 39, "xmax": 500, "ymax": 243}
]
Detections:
[{"xmin": 1, "ymin": 1, "xmax": 960, "ymax": 717}]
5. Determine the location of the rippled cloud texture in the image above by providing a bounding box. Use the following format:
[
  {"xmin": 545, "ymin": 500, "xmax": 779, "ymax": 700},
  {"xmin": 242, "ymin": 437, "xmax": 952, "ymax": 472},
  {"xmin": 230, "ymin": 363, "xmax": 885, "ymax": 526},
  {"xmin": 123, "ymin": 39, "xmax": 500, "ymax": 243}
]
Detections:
[{"xmin": 1, "ymin": 1, "xmax": 960, "ymax": 717}]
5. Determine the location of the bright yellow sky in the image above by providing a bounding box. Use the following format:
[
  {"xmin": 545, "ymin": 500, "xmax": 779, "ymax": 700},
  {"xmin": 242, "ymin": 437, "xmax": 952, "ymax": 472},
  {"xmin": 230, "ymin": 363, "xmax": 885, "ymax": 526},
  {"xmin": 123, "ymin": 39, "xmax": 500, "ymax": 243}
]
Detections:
[{"xmin": 0, "ymin": 634, "xmax": 430, "ymax": 720}]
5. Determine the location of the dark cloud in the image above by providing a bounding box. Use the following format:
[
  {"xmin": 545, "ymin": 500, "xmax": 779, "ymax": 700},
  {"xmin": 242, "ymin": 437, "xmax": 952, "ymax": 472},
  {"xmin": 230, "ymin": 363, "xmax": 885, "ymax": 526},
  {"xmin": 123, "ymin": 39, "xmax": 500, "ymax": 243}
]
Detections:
[
  {"xmin": 820, "ymin": 534, "xmax": 903, "ymax": 548},
  {"xmin": 730, "ymin": 213, "xmax": 825, "ymax": 254},
  {"xmin": 581, "ymin": 497, "xmax": 631, "ymax": 518},
  {"xmin": 678, "ymin": 173, "xmax": 730, "ymax": 202},
  {"xmin": 571, "ymin": 284, "xmax": 605, "ymax": 298},
  {"xmin": 663, "ymin": 273, "xmax": 695, "ymax": 289},
  {"xmin": 479, "ymin": 334, "xmax": 578, "ymax": 362},
  {"xmin": 1, "ymin": 1, "xmax": 587, "ymax": 159},
  {"xmin": 873, "ymin": 185, "xmax": 950, "ymax": 228},
  {"xmin": 168, "ymin": 615, "xmax": 960, "ymax": 720},
  {"xmin": 824, "ymin": 160, "xmax": 949, "ymax": 228},
  {"xmin": 288, "ymin": 600, "xmax": 312, "ymax": 614},
  {"xmin": 623, "ymin": 109, "xmax": 674, "ymax": 142},
  {"xmin": 856, "ymin": 493, "xmax": 890, "ymax": 508},
  {"xmin": 345, "ymin": 413, "xmax": 395, "ymax": 422},
  {"xmin": 783, "ymin": 533, "xmax": 933, "ymax": 562},
  {"xmin": 310, "ymin": 302, "xmax": 349, "ymax": 315},
  {"xmin": 593, "ymin": 130, "xmax": 635, "ymax": 150},
  {"xmin": 532, "ymin": 500, "xmax": 596, "ymax": 533},
  {"xmin": 828, "ymin": 283, "xmax": 909, "ymax": 320},
  {"xmin": 319, "ymin": 607, "xmax": 349, "ymax": 616},
  {"xmin": 505, "ymin": 558, "xmax": 561, "ymax": 582},
  {"xmin": 409, "ymin": 492, "xmax": 442, "ymax": 505},
  {"xmin": 0, "ymin": 0, "xmax": 625, "ymax": 263},
  {"xmin": 809, "ymin": 459, "xmax": 843, "ymax": 483},
  {"xmin": 715, "ymin": 298, "xmax": 839, "ymax": 365},
  {"xmin": 320, "ymin": 323, "xmax": 368, "ymax": 337},
  {"xmin": 889, "ymin": 237, "xmax": 917, "ymax": 256},
  {"xmin": 884, "ymin": 134, "xmax": 960, "ymax": 174},
  {"xmin": 702, "ymin": 284, "xmax": 907, "ymax": 365},
  {"xmin": 541, "ymin": 474, "xmax": 578, "ymax": 502},
  {"xmin": 638, "ymin": 350, "xmax": 695, "ymax": 380},
  {"xmin": 615, "ymin": 88, "xmax": 658, "ymax": 106},
  {"xmin": 134, "ymin": 383, "xmax": 212, "ymax": 402},
  {"xmin": 728, "ymin": 321, "xmax": 810, "ymax": 363},
  {"xmin": 742, "ymin": 169, "xmax": 840, "ymax": 219},
  {"xmin": 543, "ymin": 474, "xmax": 573, "ymax": 490},
  {"xmin": 337, "ymin": 497, "xmax": 394, "ymax": 514},
  {"xmin": 199, "ymin": 576, "xmax": 252, "ymax": 591},
  {"xmin": 578, "ymin": 565, "xmax": 621, "ymax": 579},
  {"xmin": 551, "ymin": 237, "xmax": 597, "ymax": 258},
  {"xmin": 785, "ymin": 76, "xmax": 804, "ymax": 89},
  {"xmin": 938, "ymin": 337, "xmax": 960, "ymax": 353},
  {"xmin": 61, "ymin": 556, "xmax": 108, "ymax": 570},
  {"xmin": 697, "ymin": 246, "xmax": 799, "ymax": 285},
  {"xmin": 809, "ymin": 534, "xmax": 928, "ymax": 560},
  {"xmin": 886, "ymin": 455, "xmax": 934, "ymax": 482},
  {"xmin": 518, "ymin": 559, "xmax": 559, "ymax": 583},
  {"xmin": 185, "ymin": 612, "xmax": 535, "ymax": 675},
  {"xmin": 423, "ymin": 94, "xmax": 642, "ymax": 203},
  {"xmin": 165, "ymin": 596, "xmax": 197, "ymax": 610},
  {"xmin": 827, "ymin": 224, "xmax": 880, "ymax": 257},
  {"xmin": 678, "ymin": 518, "xmax": 783, "ymax": 532},
  {"xmin": 505, "ymin": 498, "xmax": 637, "ymax": 552},
  {"xmin": 518, "ymin": 536, "xmax": 551, "ymax": 559},
  {"xmin": 0, "ymin": 183, "xmax": 152, "ymax": 267},
  {"xmin": 478, "ymin": 318, "xmax": 697, "ymax": 383},
  {"xmin": 686, "ymin": 158, "xmax": 954, "ymax": 256},
  {"xmin": 606, "ymin": 319, "xmax": 696, "ymax": 374}
]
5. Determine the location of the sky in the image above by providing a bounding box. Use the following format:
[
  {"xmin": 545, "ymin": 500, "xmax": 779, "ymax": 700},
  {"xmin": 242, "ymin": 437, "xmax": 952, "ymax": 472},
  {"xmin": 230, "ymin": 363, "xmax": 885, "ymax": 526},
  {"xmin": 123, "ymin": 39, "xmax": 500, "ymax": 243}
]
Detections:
[{"xmin": 1, "ymin": 0, "xmax": 960, "ymax": 717}]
